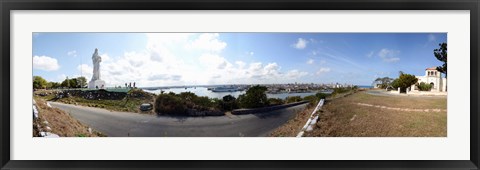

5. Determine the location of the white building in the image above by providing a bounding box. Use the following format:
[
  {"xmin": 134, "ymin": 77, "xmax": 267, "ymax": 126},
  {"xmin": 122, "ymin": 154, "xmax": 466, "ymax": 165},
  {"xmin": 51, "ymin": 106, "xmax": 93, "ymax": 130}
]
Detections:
[{"xmin": 411, "ymin": 67, "xmax": 447, "ymax": 92}]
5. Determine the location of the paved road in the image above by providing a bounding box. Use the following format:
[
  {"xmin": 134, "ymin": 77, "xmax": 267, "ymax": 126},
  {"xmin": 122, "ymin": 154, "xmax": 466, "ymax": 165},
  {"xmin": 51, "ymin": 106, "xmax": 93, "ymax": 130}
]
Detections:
[
  {"xmin": 49, "ymin": 102, "xmax": 307, "ymax": 137},
  {"xmin": 365, "ymin": 89, "xmax": 447, "ymax": 98}
]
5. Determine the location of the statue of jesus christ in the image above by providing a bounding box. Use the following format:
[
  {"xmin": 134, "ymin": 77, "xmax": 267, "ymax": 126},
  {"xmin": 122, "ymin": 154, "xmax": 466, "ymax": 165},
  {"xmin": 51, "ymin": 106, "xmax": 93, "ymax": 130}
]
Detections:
[{"xmin": 91, "ymin": 48, "xmax": 102, "ymax": 81}]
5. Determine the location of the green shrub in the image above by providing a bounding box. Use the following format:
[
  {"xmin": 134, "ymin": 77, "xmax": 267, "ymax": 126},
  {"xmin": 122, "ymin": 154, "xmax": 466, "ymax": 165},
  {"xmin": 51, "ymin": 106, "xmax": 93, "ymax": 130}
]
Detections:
[
  {"xmin": 315, "ymin": 92, "xmax": 330, "ymax": 99},
  {"xmin": 221, "ymin": 95, "xmax": 238, "ymax": 111},
  {"xmin": 154, "ymin": 94, "xmax": 186, "ymax": 115},
  {"xmin": 417, "ymin": 82, "xmax": 433, "ymax": 91},
  {"xmin": 267, "ymin": 98, "xmax": 284, "ymax": 106},
  {"xmin": 286, "ymin": 96, "xmax": 302, "ymax": 103},
  {"xmin": 238, "ymin": 85, "xmax": 268, "ymax": 108},
  {"xmin": 303, "ymin": 95, "xmax": 319, "ymax": 107}
]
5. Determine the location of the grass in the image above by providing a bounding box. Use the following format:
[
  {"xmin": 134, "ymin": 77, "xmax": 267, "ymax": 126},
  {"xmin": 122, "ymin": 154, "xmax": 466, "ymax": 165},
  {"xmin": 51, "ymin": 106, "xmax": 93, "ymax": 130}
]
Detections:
[
  {"xmin": 304, "ymin": 91, "xmax": 447, "ymax": 137},
  {"xmin": 268, "ymin": 90, "xmax": 355, "ymax": 137},
  {"xmin": 34, "ymin": 97, "xmax": 106, "ymax": 137},
  {"xmin": 35, "ymin": 89, "xmax": 156, "ymax": 114},
  {"xmin": 269, "ymin": 105, "xmax": 315, "ymax": 137}
]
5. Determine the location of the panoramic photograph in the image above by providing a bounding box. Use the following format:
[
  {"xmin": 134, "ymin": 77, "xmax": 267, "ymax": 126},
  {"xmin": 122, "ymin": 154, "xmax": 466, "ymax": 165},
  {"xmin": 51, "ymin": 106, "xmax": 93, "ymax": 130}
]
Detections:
[{"xmin": 32, "ymin": 33, "xmax": 447, "ymax": 137}]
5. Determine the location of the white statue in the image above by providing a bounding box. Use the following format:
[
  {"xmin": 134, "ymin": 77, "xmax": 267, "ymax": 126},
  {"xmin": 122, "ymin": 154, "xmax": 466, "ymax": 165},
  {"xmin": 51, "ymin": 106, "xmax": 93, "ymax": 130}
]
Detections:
[
  {"xmin": 91, "ymin": 48, "xmax": 101, "ymax": 81},
  {"xmin": 88, "ymin": 48, "xmax": 106, "ymax": 89}
]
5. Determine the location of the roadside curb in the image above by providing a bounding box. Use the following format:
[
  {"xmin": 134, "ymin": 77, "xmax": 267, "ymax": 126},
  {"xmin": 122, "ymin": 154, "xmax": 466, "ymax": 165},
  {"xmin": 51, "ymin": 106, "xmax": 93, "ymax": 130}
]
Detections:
[{"xmin": 296, "ymin": 99, "xmax": 324, "ymax": 137}]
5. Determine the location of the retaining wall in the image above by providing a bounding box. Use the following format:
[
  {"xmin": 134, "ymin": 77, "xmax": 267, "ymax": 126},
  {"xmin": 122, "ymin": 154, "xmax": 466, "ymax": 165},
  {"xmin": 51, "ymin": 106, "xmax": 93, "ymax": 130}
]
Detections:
[{"xmin": 231, "ymin": 101, "xmax": 309, "ymax": 115}]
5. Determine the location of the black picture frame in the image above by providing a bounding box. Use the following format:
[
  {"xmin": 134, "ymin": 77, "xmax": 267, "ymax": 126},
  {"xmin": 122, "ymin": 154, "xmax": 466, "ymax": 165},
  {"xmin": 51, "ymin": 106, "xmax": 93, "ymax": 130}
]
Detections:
[{"xmin": 1, "ymin": 0, "xmax": 478, "ymax": 169}]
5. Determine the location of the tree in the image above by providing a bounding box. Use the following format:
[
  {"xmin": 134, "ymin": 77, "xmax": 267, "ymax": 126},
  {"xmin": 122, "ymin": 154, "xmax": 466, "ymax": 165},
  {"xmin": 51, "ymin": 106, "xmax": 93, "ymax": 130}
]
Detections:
[
  {"xmin": 77, "ymin": 76, "xmax": 87, "ymax": 88},
  {"xmin": 61, "ymin": 77, "xmax": 74, "ymax": 88},
  {"xmin": 221, "ymin": 95, "xmax": 238, "ymax": 111},
  {"xmin": 238, "ymin": 85, "xmax": 268, "ymax": 108},
  {"xmin": 391, "ymin": 71, "xmax": 418, "ymax": 93},
  {"xmin": 434, "ymin": 42, "xmax": 447, "ymax": 77},
  {"xmin": 69, "ymin": 78, "xmax": 78, "ymax": 88},
  {"xmin": 33, "ymin": 76, "xmax": 48, "ymax": 89},
  {"xmin": 373, "ymin": 77, "xmax": 394, "ymax": 89},
  {"xmin": 50, "ymin": 82, "xmax": 61, "ymax": 89}
]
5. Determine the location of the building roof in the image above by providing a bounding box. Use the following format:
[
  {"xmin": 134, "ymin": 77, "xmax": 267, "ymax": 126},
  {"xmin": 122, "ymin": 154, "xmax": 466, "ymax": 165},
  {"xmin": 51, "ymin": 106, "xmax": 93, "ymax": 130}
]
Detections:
[{"xmin": 426, "ymin": 67, "xmax": 438, "ymax": 70}]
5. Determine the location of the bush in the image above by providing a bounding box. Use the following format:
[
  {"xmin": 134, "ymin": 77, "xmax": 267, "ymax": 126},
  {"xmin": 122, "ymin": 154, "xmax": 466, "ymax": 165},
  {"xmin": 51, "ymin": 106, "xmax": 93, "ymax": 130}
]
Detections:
[
  {"xmin": 417, "ymin": 82, "xmax": 433, "ymax": 91},
  {"xmin": 315, "ymin": 92, "xmax": 330, "ymax": 99},
  {"xmin": 221, "ymin": 95, "xmax": 238, "ymax": 111},
  {"xmin": 286, "ymin": 96, "xmax": 302, "ymax": 103},
  {"xmin": 154, "ymin": 94, "xmax": 186, "ymax": 115},
  {"xmin": 238, "ymin": 85, "xmax": 268, "ymax": 108},
  {"xmin": 391, "ymin": 71, "xmax": 418, "ymax": 93},
  {"xmin": 267, "ymin": 98, "xmax": 284, "ymax": 106}
]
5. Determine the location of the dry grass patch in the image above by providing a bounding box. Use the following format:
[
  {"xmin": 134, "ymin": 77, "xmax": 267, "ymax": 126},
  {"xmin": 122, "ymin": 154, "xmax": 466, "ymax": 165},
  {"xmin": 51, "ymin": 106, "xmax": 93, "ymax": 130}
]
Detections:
[
  {"xmin": 269, "ymin": 104, "xmax": 315, "ymax": 137},
  {"xmin": 34, "ymin": 97, "xmax": 106, "ymax": 137},
  {"xmin": 304, "ymin": 91, "xmax": 447, "ymax": 137}
]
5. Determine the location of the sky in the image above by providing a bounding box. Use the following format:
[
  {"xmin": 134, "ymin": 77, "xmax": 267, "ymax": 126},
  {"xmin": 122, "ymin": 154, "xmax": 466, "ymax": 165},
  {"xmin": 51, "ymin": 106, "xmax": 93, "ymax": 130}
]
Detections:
[{"xmin": 32, "ymin": 33, "xmax": 447, "ymax": 87}]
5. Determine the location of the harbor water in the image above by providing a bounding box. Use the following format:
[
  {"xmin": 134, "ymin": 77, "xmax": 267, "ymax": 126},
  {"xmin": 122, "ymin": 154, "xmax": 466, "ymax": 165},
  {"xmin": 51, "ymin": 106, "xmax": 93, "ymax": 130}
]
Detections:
[{"xmin": 143, "ymin": 87, "xmax": 327, "ymax": 99}]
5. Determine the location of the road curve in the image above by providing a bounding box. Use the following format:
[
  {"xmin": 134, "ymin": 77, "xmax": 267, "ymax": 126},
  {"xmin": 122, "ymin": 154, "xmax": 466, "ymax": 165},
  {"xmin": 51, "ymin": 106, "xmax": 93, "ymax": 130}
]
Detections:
[{"xmin": 49, "ymin": 102, "xmax": 307, "ymax": 137}]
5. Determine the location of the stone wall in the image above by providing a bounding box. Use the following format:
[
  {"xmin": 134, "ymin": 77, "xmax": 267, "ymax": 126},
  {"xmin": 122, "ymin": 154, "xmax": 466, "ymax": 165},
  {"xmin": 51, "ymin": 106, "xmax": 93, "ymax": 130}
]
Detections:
[
  {"xmin": 57, "ymin": 89, "xmax": 127, "ymax": 100},
  {"xmin": 231, "ymin": 101, "xmax": 309, "ymax": 115}
]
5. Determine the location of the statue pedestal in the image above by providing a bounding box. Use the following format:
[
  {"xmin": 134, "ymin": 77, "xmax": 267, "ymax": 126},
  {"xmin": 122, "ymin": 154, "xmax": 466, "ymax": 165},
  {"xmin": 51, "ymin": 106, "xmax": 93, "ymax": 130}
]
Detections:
[{"xmin": 88, "ymin": 80, "xmax": 106, "ymax": 89}]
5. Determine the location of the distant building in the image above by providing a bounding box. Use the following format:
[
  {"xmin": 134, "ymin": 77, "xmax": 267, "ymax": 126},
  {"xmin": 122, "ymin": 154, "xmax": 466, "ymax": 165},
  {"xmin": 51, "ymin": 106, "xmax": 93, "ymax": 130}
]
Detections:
[{"xmin": 411, "ymin": 67, "xmax": 447, "ymax": 92}]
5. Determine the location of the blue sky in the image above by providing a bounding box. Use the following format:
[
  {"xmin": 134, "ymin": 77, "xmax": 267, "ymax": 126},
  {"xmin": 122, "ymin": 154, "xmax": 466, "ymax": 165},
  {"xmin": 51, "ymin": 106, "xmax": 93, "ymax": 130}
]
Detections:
[{"xmin": 32, "ymin": 33, "xmax": 446, "ymax": 87}]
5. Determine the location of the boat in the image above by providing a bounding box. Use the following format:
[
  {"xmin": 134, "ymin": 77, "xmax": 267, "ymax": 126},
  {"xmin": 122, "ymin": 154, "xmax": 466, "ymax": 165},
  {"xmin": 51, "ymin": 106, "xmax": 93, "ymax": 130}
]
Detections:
[{"xmin": 211, "ymin": 86, "xmax": 241, "ymax": 92}]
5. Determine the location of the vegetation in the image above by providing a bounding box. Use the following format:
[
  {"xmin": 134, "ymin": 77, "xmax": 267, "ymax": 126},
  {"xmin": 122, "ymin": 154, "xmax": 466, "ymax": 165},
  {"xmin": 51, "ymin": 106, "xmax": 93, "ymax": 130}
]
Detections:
[
  {"xmin": 237, "ymin": 85, "xmax": 269, "ymax": 108},
  {"xmin": 221, "ymin": 95, "xmax": 239, "ymax": 110},
  {"xmin": 305, "ymin": 91, "xmax": 446, "ymax": 137},
  {"xmin": 286, "ymin": 96, "xmax": 303, "ymax": 103},
  {"xmin": 315, "ymin": 92, "xmax": 330, "ymax": 99},
  {"xmin": 373, "ymin": 77, "xmax": 394, "ymax": 89},
  {"xmin": 33, "ymin": 75, "xmax": 88, "ymax": 90},
  {"xmin": 61, "ymin": 76, "xmax": 87, "ymax": 88},
  {"xmin": 267, "ymin": 98, "xmax": 284, "ymax": 106},
  {"xmin": 154, "ymin": 91, "xmax": 225, "ymax": 115},
  {"xmin": 434, "ymin": 42, "xmax": 447, "ymax": 78},
  {"xmin": 391, "ymin": 71, "xmax": 418, "ymax": 93},
  {"xmin": 33, "ymin": 76, "xmax": 48, "ymax": 89},
  {"xmin": 154, "ymin": 93, "xmax": 187, "ymax": 115},
  {"xmin": 33, "ymin": 97, "xmax": 106, "ymax": 137},
  {"xmin": 417, "ymin": 82, "xmax": 433, "ymax": 91},
  {"xmin": 36, "ymin": 88, "xmax": 156, "ymax": 114}
]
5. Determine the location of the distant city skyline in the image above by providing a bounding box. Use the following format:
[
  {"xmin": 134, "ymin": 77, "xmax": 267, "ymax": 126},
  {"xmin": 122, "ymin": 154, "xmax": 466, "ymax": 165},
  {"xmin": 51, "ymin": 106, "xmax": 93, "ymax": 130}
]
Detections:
[{"xmin": 32, "ymin": 33, "xmax": 447, "ymax": 87}]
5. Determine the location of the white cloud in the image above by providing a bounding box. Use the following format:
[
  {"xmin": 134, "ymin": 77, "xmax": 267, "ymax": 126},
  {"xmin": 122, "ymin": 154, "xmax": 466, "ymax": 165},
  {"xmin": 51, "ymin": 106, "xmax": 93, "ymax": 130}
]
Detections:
[
  {"xmin": 428, "ymin": 34, "xmax": 437, "ymax": 42},
  {"xmin": 293, "ymin": 38, "xmax": 308, "ymax": 49},
  {"xmin": 316, "ymin": 67, "xmax": 331, "ymax": 75},
  {"xmin": 366, "ymin": 51, "xmax": 374, "ymax": 58},
  {"xmin": 378, "ymin": 48, "xmax": 400, "ymax": 62},
  {"xmin": 57, "ymin": 74, "xmax": 66, "ymax": 82},
  {"xmin": 77, "ymin": 64, "xmax": 93, "ymax": 81},
  {"xmin": 307, "ymin": 59, "xmax": 314, "ymax": 64},
  {"xmin": 235, "ymin": 61, "xmax": 246, "ymax": 69},
  {"xmin": 67, "ymin": 50, "xmax": 77, "ymax": 57},
  {"xmin": 286, "ymin": 70, "xmax": 308, "ymax": 78},
  {"xmin": 33, "ymin": 55, "xmax": 60, "ymax": 71},
  {"xmin": 199, "ymin": 54, "xmax": 231, "ymax": 70},
  {"xmin": 187, "ymin": 33, "xmax": 227, "ymax": 52},
  {"xmin": 72, "ymin": 33, "xmax": 316, "ymax": 87},
  {"xmin": 100, "ymin": 53, "xmax": 111, "ymax": 62}
]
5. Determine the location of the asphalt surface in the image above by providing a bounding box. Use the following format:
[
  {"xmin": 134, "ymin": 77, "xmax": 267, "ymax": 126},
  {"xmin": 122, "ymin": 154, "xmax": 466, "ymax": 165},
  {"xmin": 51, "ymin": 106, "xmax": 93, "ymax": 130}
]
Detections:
[
  {"xmin": 365, "ymin": 89, "xmax": 447, "ymax": 98},
  {"xmin": 49, "ymin": 102, "xmax": 307, "ymax": 137}
]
